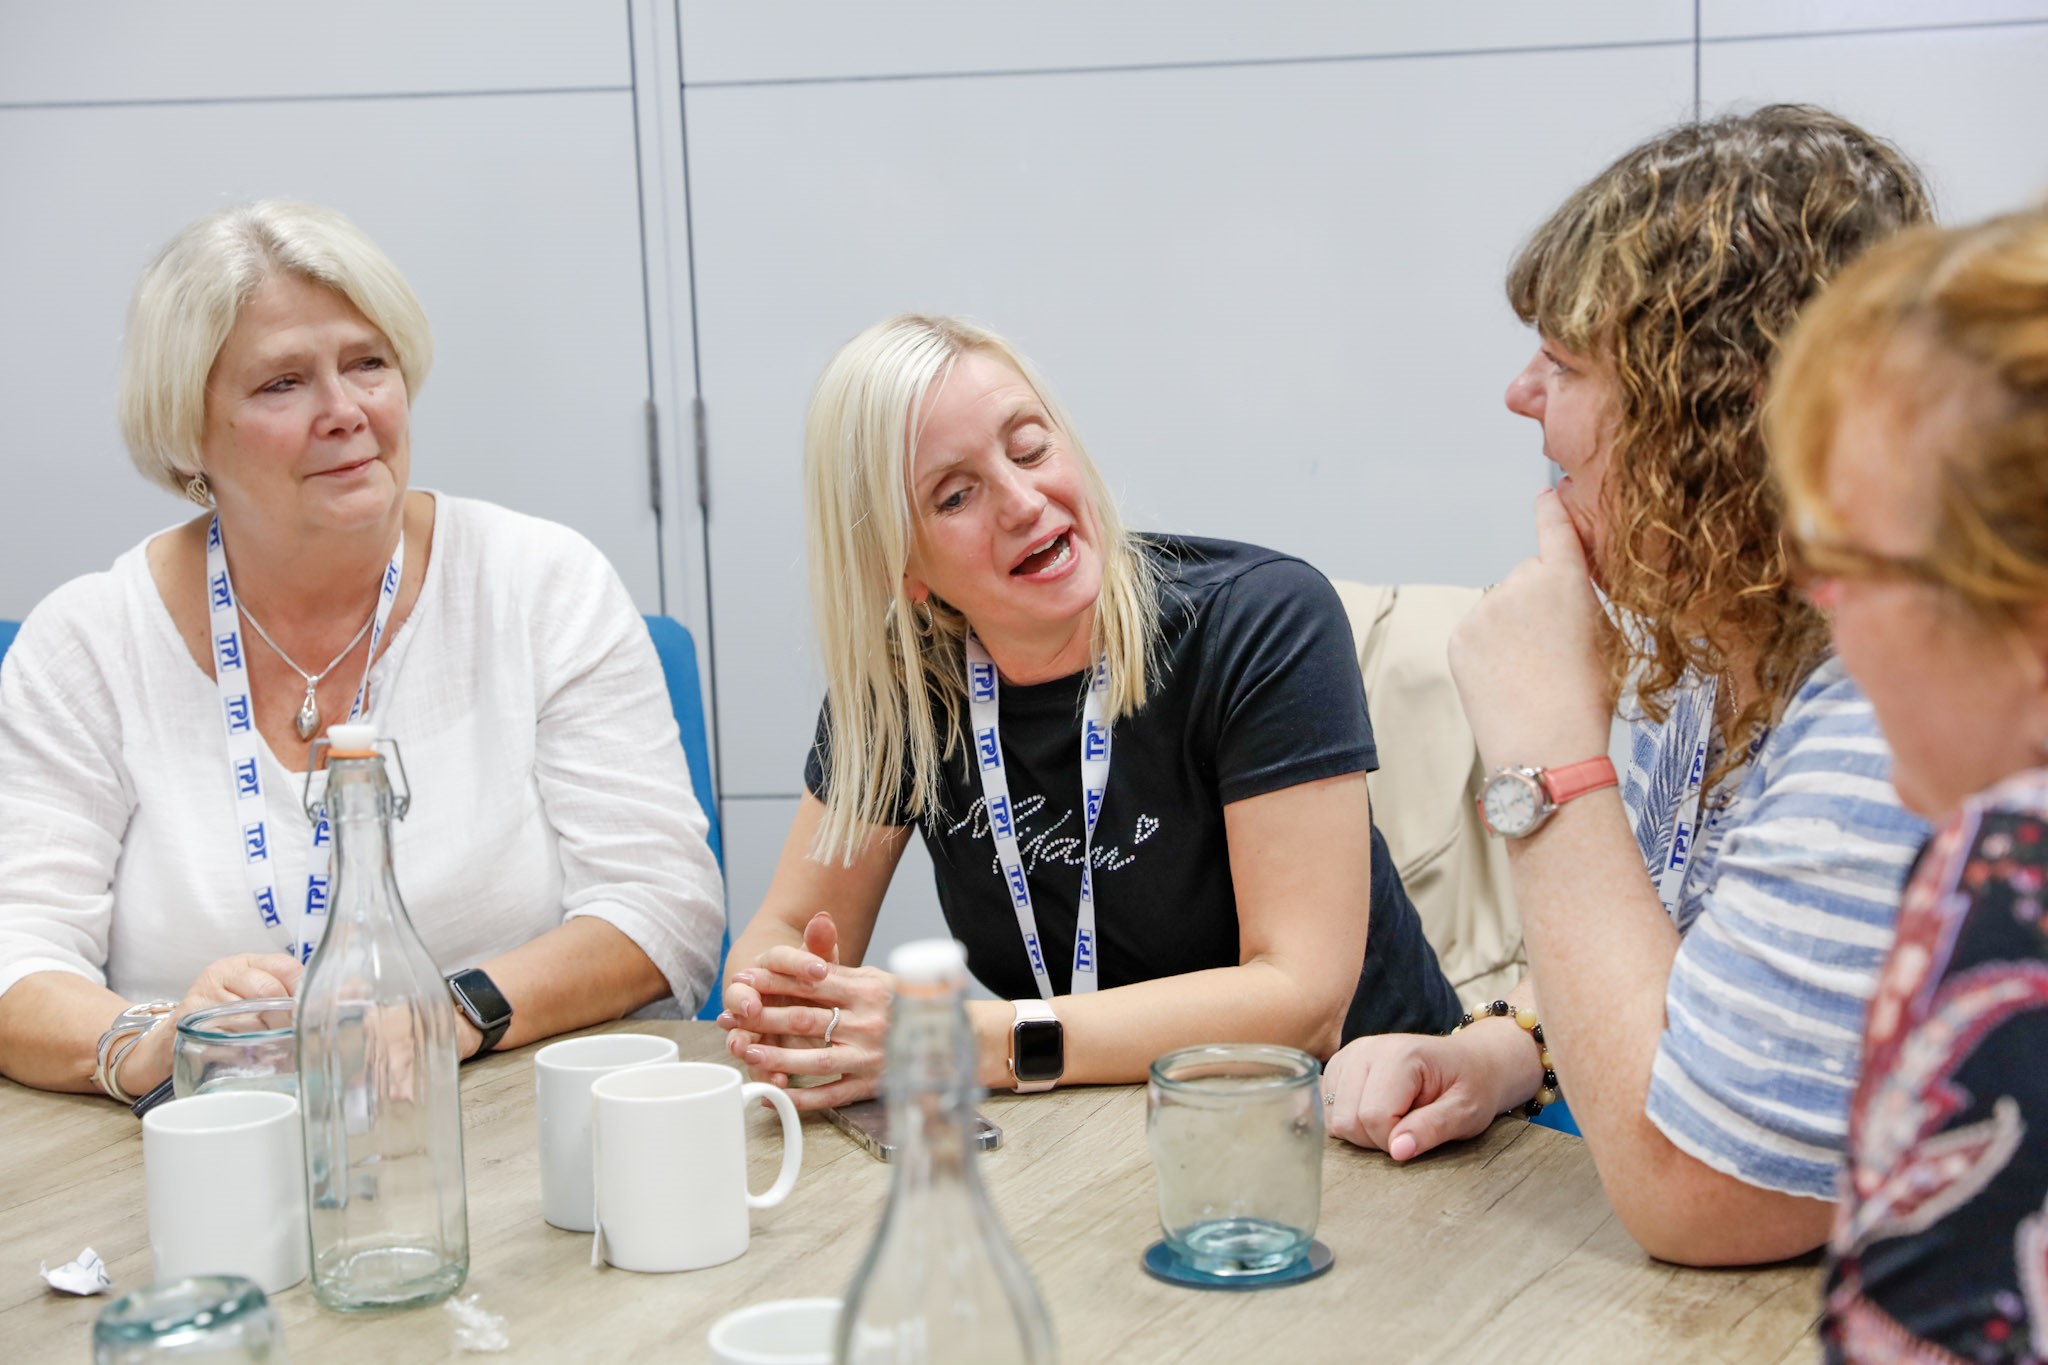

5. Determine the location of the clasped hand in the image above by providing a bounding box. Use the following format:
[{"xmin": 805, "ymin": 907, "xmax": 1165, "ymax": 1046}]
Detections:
[
  {"xmin": 716, "ymin": 912, "xmax": 896, "ymax": 1111},
  {"xmin": 1322, "ymin": 1018, "xmax": 1544, "ymax": 1160},
  {"xmin": 117, "ymin": 951, "xmax": 305, "ymax": 1097}
]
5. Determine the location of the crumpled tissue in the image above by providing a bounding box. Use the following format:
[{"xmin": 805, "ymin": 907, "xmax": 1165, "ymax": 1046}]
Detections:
[
  {"xmin": 40, "ymin": 1247, "xmax": 111, "ymax": 1296},
  {"xmin": 443, "ymin": 1293, "xmax": 509, "ymax": 1353}
]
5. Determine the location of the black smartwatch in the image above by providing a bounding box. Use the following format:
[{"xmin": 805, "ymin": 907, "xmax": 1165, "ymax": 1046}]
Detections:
[{"xmin": 446, "ymin": 968, "xmax": 513, "ymax": 1058}]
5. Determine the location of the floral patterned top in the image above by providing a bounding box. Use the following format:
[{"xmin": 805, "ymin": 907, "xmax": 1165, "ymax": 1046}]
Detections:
[{"xmin": 1825, "ymin": 767, "xmax": 2048, "ymax": 1364}]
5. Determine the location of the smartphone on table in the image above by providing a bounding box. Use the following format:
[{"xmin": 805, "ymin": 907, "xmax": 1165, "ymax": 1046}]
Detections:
[{"xmin": 824, "ymin": 1098, "xmax": 1002, "ymax": 1161}]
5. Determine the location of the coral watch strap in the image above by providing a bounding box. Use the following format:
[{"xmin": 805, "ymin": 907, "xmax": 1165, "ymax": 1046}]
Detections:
[{"xmin": 1540, "ymin": 756, "xmax": 1619, "ymax": 807}]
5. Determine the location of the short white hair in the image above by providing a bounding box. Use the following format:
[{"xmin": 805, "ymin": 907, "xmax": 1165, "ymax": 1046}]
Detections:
[{"xmin": 117, "ymin": 200, "xmax": 433, "ymax": 499}]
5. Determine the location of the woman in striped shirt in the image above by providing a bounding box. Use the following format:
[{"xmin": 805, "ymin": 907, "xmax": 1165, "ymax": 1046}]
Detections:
[{"xmin": 1323, "ymin": 105, "xmax": 1933, "ymax": 1266}]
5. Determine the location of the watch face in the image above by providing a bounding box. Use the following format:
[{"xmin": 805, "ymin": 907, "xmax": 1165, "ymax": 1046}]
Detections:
[
  {"xmin": 1012, "ymin": 1018, "xmax": 1064, "ymax": 1083},
  {"xmin": 448, "ymin": 968, "xmax": 512, "ymax": 1026},
  {"xmin": 1481, "ymin": 772, "xmax": 1542, "ymax": 837}
]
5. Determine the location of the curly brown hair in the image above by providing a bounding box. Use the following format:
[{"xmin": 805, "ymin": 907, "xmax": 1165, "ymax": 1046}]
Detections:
[{"xmin": 1507, "ymin": 104, "xmax": 1931, "ymax": 768}]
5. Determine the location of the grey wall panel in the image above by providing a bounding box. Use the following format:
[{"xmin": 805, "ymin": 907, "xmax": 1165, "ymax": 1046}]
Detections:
[
  {"xmin": 0, "ymin": 2, "xmax": 627, "ymax": 106},
  {"xmin": 687, "ymin": 48, "xmax": 1695, "ymax": 797},
  {"xmin": 1700, "ymin": 24, "xmax": 2048, "ymax": 220},
  {"xmin": 0, "ymin": 90, "xmax": 661, "ymax": 617},
  {"xmin": 678, "ymin": 0, "xmax": 1691, "ymax": 85},
  {"xmin": 1702, "ymin": 1, "xmax": 2048, "ymax": 39}
]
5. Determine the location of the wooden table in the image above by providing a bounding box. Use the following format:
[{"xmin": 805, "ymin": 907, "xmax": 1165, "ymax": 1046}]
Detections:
[{"xmin": 1, "ymin": 1022, "xmax": 1822, "ymax": 1362}]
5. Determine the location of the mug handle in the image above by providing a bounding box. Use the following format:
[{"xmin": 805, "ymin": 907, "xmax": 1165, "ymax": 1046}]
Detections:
[{"xmin": 741, "ymin": 1082, "xmax": 803, "ymax": 1210}]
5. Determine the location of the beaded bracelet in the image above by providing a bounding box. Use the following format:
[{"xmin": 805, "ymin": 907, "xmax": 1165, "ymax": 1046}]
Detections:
[{"xmin": 1450, "ymin": 998, "xmax": 1561, "ymax": 1118}]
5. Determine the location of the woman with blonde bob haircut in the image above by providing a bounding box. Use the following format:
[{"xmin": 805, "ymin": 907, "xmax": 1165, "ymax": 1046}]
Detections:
[
  {"xmin": 119, "ymin": 200, "xmax": 434, "ymax": 505},
  {"xmin": 0, "ymin": 200, "xmax": 724, "ymax": 1102},
  {"xmin": 1768, "ymin": 204, "xmax": 2048, "ymax": 1362},
  {"xmin": 1323, "ymin": 105, "xmax": 1935, "ymax": 1268},
  {"xmin": 719, "ymin": 314, "xmax": 1458, "ymax": 1106}
]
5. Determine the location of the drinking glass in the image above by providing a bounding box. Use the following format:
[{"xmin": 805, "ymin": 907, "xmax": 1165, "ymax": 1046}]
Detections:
[
  {"xmin": 93, "ymin": 1275, "xmax": 289, "ymax": 1362},
  {"xmin": 173, "ymin": 998, "xmax": 297, "ymax": 1099},
  {"xmin": 1146, "ymin": 1043, "xmax": 1324, "ymax": 1277}
]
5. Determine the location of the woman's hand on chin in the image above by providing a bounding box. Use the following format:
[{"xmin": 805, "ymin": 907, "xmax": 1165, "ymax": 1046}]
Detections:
[
  {"xmin": 717, "ymin": 912, "xmax": 896, "ymax": 1111},
  {"xmin": 1449, "ymin": 488, "xmax": 1614, "ymax": 772}
]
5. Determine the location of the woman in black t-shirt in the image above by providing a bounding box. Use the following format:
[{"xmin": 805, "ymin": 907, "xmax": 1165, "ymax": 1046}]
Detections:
[{"xmin": 716, "ymin": 314, "xmax": 1456, "ymax": 1107}]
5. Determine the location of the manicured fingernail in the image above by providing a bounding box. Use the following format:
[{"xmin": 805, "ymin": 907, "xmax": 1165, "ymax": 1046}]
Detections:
[
  {"xmin": 716, "ymin": 1011, "xmax": 734, "ymax": 1027},
  {"xmin": 806, "ymin": 961, "xmax": 829, "ymax": 981},
  {"xmin": 1390, "ymin": 1132, "xmax": 1417, "ymax": 1161},
  {"xmin": 744, "ymin": 1047, "xmax": 765, "ymax": 1065},
  {"xmin": 735, "ymin": 971, "xmax": 756, "ymax": 985}
]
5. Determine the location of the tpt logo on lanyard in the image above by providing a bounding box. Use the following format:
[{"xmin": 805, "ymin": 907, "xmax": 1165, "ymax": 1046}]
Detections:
[
  {"xmin": 962, "ymin": 631, "xmax": 1113, "ymax": 1000},
  {"xmin": 203, "ymin": 514, "xmax": 404, "ymax": 962}
]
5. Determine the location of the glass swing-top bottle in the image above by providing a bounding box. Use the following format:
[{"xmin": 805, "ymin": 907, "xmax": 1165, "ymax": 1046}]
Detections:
[
  {"xmin": 295, "ymin": 722, "xmax": 469, "ymax": 1311},
  {"xmin": 836, "ymin": 939, "xmax": 1055, "ymax": 1363}
]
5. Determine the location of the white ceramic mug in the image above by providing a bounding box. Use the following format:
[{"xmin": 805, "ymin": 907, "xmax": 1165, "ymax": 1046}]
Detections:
[
  {"xmin": 708, "ymin": 1298, "xmax": 842, "ymax": 1365},
  {"xmin": 534, "ymin": 1032, "xmax": 681, "ymax": 1232},
  {"xmin": 589, "ymin": 1061, "xmax": 802, "ymax": 1273},
  {"xmin": 142, "ymin": 1090, "xmax": 309, "ymax": 1294}
]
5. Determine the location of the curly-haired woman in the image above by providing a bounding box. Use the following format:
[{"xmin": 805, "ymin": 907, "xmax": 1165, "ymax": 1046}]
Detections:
[{"xmin": 1323, "ymin": 106, "xmax": 1935, "ymax": 1266}]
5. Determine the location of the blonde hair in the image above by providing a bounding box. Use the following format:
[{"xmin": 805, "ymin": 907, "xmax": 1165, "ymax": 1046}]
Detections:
[
  {"xmin": 803, "ymin": 315, "xmax": 1161, "ymax": 865},
  {"xmin": 1507, "ymin": 104, "xmax": 1930, "ymax": 771},
  {"xmin": 1770, "ymin": 205, "xmax": 2048, "ymax": 619},
  {"xmin": 118, "ymin": 200, "xmax": 434, "ymax": 500}
]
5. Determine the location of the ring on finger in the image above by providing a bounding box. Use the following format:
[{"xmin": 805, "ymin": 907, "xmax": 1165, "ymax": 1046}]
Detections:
[{"xmin": 822, "ymin": 1006, "xmax": 841, "ymax": 1047}]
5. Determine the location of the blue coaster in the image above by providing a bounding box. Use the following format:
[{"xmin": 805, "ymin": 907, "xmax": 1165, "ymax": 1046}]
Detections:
[{"xmin": 1140, "ymin": 1238, "xmax": 1333, "ymax": 1291}]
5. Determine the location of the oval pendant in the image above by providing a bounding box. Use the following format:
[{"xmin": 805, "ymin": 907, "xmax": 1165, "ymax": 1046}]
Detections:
[{"xmin": 295, "ymin": 689, "xmax": 320, "ymax": 741}]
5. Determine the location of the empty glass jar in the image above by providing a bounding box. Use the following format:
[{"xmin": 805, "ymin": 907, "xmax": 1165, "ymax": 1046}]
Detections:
[
  {"xmin": 1146, "ymin": 1043, "xmax": 1324, "ymax": 1277},
  {"xmin": 173, "ymin": 998, "xmax": 298, "ymax": 1099},
  {"xmin": 93, "ymin": 1275, "xmax": 289, "ymax": 1362}
]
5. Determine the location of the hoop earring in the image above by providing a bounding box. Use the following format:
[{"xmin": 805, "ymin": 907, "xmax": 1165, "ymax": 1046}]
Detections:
[{"xmin": 911, "ymin": 599, "xmax": 936, "ymax": 637}]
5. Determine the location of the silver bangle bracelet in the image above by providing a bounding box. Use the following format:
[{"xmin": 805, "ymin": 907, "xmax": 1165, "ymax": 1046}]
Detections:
[{"xmin": 92, "ymin": 1001, "xmax": 176, "ymax": 1105}]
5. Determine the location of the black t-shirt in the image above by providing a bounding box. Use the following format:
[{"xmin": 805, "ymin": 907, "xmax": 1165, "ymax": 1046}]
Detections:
[{"xmin": 804, "ymin": 534, "xmax": 1459, "ymax": 1040}]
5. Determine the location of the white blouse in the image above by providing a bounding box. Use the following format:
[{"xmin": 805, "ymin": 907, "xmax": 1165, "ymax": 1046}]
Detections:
[{"xmin": 0, "ymin": 494, "xmax": 725, "ymax": 1013}]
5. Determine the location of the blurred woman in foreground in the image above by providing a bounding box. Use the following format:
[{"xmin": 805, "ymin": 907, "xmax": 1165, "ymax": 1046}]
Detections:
[{"xmin": 1771, "ymin": 203, "xmax": 2048, "ymax": 1362}]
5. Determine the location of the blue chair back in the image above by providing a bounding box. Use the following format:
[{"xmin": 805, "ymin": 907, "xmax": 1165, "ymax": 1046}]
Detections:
[
  {"xmin": 642, "ymin": 616, "xmax": 730, "ymax": 1019},
  {"xmin": 1530, "ymin": 1096, "xmax": 1581, "ymax": 1137},
  {"xmin": 0, "ymin": 620, "xmax": 16, "ymax": 668}
]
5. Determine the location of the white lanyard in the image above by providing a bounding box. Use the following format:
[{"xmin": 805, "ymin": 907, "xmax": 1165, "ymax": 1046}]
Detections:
[
  {"xmin": 1653, "ymin": 677, "xmax": 1768, "ymax": 916},
  {"xmin": 1654, "ymin": 686, "xmax": 1715, "ymax": 916},
  {"xmin": 205, "ymin": 516, "xmax": 404, "ymax": 962},
  {"xmin": 964, "ymin": 633, "xmax": 1111, "ymax": 999}
]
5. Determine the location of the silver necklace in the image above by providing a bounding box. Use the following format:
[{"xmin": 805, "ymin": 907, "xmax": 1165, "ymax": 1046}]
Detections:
[{"xmin": 237, "ymin": 600, "xmax": 379, "ymax": 741}]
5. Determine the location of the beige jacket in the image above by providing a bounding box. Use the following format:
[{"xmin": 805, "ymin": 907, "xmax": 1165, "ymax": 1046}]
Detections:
[{"xmin": 1331, "ymin": 582, "xmax": 1523, "ymax": 1008}]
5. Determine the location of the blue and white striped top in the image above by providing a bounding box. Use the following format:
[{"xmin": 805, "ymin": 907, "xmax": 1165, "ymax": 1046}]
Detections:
[{"xmin": 1623, "ymin": 656, "xmax": 1930, "ymax": 1201}]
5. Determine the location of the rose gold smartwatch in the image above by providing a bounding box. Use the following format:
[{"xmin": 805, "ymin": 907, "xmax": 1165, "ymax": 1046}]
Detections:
[{"xmin": 1477, "ymin": 756, "xmax": 1619, "ymax": 838}]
